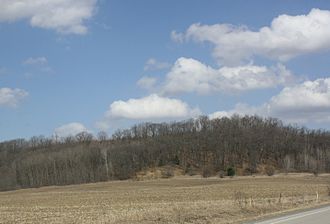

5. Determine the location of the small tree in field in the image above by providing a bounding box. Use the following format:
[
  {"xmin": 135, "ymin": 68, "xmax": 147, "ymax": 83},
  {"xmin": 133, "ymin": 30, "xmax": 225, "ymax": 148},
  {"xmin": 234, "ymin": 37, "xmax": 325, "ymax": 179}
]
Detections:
[{"xmin": 227, "ymin": 167, "xmax": 235, "ymax": 177}]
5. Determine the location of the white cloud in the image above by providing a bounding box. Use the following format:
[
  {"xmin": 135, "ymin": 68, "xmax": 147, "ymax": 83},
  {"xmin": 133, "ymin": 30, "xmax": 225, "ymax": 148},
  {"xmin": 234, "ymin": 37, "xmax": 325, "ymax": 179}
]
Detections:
[
  {"xmin": 0, "ymin": 87, "xmax": 28, "ymax": 107},
  {"xmin": 96, "ymin": 94, "xmax": 201, "ymax": 131},
  {"xmin": 209, "ymin": 103, "xmax": 264, "ymax": 120},
  {"xmin": 210, "ymin": 78, "xmax": 330, "ymax": 124},
  {"xmin": 144, "ymin": 58, "xmax": 170, "ymax": 71},
  {"xmin": 0, "ymin": 0, "xmax": 97, "ymax": 34},
  {"xmin": 106, "ymin": 94, "xmax": 200, "ymax": 120},
  {"xmin": 137, "ymin": 76, "xmax": 157, "ymax": 90},
  {"xmin": 160, "ymin": 57, "xmax": 295, "ymax": 95},
  {"xmin": 54, "ymin": 122, "xmax": 89, "ymax": 137},
  {"xmin": 267, "ymin": 78, "xmax": 330, "ymax": 122},
  {"xmin": 209, "ymin": 111, "xmax": 231, "ymax": 120},
  {"xmin": 176, "ymin": 8, "xmax": 330, "ymax": 65},
  {"xmin": 23, "ymin": 57, "xmax": 48, "ymax": 65}
]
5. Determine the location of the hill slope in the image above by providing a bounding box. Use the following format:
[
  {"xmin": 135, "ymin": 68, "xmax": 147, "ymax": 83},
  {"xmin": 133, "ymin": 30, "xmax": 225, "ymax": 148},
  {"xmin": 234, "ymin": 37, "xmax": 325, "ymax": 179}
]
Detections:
[{"xmin": 1, "ymin": 115, "xmax": 330, "ymax": 190}]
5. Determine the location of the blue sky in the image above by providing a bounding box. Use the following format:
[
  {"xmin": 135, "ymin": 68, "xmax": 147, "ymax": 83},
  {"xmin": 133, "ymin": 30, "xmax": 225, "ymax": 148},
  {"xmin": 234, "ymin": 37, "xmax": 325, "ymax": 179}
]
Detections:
[{"xmin": 1, "ymin": 0, "xmax": 330, "ymax": 140}]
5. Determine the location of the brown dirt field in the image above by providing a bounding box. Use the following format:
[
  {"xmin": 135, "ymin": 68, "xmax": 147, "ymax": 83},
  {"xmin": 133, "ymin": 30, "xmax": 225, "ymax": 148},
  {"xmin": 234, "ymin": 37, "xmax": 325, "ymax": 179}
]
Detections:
[{"xmin": 0, "ymin": 173, "xmax": 330, "ymax": 224}]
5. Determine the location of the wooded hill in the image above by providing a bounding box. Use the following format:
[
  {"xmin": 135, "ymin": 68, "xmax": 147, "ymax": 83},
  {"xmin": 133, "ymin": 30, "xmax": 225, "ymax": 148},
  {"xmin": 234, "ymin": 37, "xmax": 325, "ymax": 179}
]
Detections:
[{"xmin": 1, "ymin": 115, "xmax": 330, "ymax": 191}]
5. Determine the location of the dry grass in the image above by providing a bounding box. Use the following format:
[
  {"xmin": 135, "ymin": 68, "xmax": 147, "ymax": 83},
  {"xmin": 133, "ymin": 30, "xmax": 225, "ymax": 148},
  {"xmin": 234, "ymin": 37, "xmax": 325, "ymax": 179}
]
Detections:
[{"xmin": 0, "ymin": 173, "xmax": 330, "ymax": 224}]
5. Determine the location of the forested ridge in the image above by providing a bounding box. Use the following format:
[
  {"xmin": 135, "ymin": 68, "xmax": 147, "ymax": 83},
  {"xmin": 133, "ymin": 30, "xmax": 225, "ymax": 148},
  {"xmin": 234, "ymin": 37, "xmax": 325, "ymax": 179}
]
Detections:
[{"xmin": 1, "ymin": 115, "xmax": 330, "ymax": 191}]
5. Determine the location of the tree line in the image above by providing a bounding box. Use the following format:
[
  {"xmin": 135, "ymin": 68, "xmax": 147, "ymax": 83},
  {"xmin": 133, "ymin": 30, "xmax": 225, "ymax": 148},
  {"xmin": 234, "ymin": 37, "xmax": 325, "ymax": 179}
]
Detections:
[{"xmin": 1, "ymin": 115, "xmax": 330, "ymax": 191}]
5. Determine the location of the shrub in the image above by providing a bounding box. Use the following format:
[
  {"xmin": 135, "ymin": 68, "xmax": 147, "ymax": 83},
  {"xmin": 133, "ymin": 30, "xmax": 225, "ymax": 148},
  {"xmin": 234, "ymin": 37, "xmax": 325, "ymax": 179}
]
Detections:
[
  {"xmin": 227, "ymin": 167, "xmax": 235, "ymax": 177},
  {"xmin": 265, "ymin": 165, "xmax": 275, "ymax": 176}
]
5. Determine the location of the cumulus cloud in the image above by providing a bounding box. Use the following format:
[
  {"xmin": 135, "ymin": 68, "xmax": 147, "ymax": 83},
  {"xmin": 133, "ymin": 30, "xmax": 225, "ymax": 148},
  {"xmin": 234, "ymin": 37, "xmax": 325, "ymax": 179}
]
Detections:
[
  {"xmin": 0, "ymin": 0, "xmax": 97, "ymax": 34},
  {"xmin": 144, "ymin": 58, "xmax": 171, "ymax": 71},
  {"xmin": 105, "ymin": 94, "xmax": 200, "ymax": 120},
  {"xmin": 160, "ymin": 57, "xmax": 295, "ymax": 95},
  {"xmin": 209, "ymin": 78, "xmax": 330, "ymax": 124},
  {"xmin": 267, "ymin": 78, "xmax": 330, "ymax": 122},
  {"xmin": 175, "ymin": 8, "xmax": 330, "ymax": 65},
  {"xmin": 54, "ymin": 122, "xmax": 89, "ymax": 137},
  {"xmin": 96, "ymin": 94, "xmax": 201, "ymax": 130},
  {"xmin": 0, "ymin": 87, "xmax": 28, "ymax": 107}
]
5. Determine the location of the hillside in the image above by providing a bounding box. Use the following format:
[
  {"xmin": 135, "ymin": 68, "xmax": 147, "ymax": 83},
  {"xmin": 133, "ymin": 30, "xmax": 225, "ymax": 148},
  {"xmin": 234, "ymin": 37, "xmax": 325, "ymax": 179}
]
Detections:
[{"xmin": 1, "ymin": 115, "xmax": 330, "ymax": 191}]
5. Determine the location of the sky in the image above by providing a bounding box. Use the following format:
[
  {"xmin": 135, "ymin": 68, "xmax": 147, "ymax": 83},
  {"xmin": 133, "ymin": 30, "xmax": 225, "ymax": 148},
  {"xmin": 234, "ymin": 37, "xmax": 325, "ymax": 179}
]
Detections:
[{"xmin": 1, "ymin": 0, "xmax": 330, "ymax": 141}]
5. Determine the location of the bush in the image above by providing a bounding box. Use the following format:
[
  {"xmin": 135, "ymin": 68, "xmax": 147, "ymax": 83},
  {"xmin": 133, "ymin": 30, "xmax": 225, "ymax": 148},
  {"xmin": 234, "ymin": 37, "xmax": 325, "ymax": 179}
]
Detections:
[
  {"xmin": 219, "ymin": 170, "xmax": 225, "ymax": 178},
  {"xmin": 227, "ymin": 167, "xmax": 235, "ymax": 177},
  {"xmin": 265, "ymin": 165, "xmax": 275, "ymax": 176}
]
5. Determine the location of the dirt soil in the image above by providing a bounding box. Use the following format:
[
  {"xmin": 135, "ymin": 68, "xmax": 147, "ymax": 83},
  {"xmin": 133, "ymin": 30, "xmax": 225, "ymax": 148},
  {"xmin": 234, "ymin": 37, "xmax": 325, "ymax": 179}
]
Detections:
[{"xmin": 0, "ymin": 173, "xmax": 330, "ymax": 224}]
